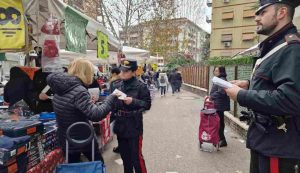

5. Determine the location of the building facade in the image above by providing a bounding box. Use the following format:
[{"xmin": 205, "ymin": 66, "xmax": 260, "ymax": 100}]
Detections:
[
  {"xmin": 210, "ymin": 1, "xmax": 300, "ymax": 58},
  {"xmin": 120, "ymin": 18, "xmax": 209, "ymax": 62},
  {"xmin": 209, "ymin": 0, "xmax": 258, "ymax": 57},
  {"xmin": 63, "ymin": 0, "xmax": 99, "ymax": 20},
  {"xmin": 294, "ymin": 7, "xmax": 300, "ymax": 30}
]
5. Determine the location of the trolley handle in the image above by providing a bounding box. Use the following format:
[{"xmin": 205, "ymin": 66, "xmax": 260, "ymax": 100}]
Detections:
[
  {"xmin": 65, "ymin": 122, "xmax": 95, "ymax": 163},
  {"xmin": 204, "ymin": 96, "xmax": 215, "ymax": 109}
]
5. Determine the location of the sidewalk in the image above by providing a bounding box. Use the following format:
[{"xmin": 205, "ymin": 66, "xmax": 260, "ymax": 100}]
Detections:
[{"xmin": 102, "ymin": 89, "xmax": 250, "ymax": 173}]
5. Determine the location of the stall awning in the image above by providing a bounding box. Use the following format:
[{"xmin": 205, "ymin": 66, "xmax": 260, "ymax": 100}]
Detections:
[
  {"xmin": 122, "ymin": 46, "xmax": 150, "ymax": 64},
  {"xmin": 24, "ymin": 0, "xmax": 121, "ymax": 51},
  {"xmin": 59, "ymin": 49, "xmax": 118, "ymax": 65}
]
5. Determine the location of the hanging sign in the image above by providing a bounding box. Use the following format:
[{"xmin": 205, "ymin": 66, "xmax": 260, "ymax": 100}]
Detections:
[
  {"xmin": 97, "ymin": 31, "xmax": 109, "ymax": 59},
  {"xmin": 0, "ymin": 0, "xmax": 26, "ymax": 51}
]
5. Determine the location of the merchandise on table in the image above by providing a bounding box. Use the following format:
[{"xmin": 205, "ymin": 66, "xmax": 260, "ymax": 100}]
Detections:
[
  {"xmin": 42, "ymin": 125, "xmax": 58, "ymax": 155},
  {"xmin": 0, "ymin": 110, "xmax": 59, "ymax": 172},
  {"xmin": 0, "ymin": 153, "xmax": 28, "ymax": 173},
  {"xmin": 38, "ymin": 113, "xmax": 56, "ymax": 122},
  {"xmin": 0, "ymin": 120, "xmax": 44, "ymax": 138},
  {"xmin": 26, "ymin": 135, "xmax": 44, "ymax": 171},
  {"xmin": 27, "ymin": 149, "xmax": 64, "ymax": 173},
  {"xmin": 0, "ymin": 136, "xmax": 30, "ymax": 166}
]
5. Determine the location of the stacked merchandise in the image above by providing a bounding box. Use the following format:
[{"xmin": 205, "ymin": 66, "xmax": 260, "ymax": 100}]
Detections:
[
  {"xmin": 26, "ymin": 117, "xmax": 62, "ymax": 173},
  {"xmin": 26, "ymin": 133, "xmax": 44, "ymax": 171},
  {"xmin": 26, "ymin": 149, "xmax": 64, "ymax": 173},
  {"xmin": 42, "ymin": 122, "xmax": 58, "ymax": 155},
  {"xmin": 0, "ymin": 120, "xmax": 44, "ymax": 173},
  {"xmin": 0, "ymin": 136, "xmax": 30, "ymax": 173}
]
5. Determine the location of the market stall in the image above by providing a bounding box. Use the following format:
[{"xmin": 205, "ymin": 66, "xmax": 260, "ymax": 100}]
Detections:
[
  {"xmin": 0, "ymin": 0, "xmax": 119, "ymax": 172},
  {"xmin": 122, "ymin": 46, "xmax": 150, "ymax": 64}
]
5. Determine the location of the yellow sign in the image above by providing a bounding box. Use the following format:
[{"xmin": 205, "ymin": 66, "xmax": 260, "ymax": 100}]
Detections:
[
  {"xmin": 0, "ymin": 0, "xmax": 26, "ymax": 51},
  {"xmin": 151, "ymin": 64, "xmax": 158, "ymax": 71},
  {"xmin": 97, "ymin": 31, "xmax": 108, "ymax": 59},
  {"xmin": 136, "ymin": 66, "xmax": 144, "ymax": 76}
]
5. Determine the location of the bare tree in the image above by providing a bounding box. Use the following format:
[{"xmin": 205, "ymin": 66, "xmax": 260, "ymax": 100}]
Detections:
[
  {"xmin": 142, "ymin": 0, "xmax": 179, "ymax": 59},
  {"xmin": 101, "ymin": 0, "xmax": 152, "ymax": 44}
]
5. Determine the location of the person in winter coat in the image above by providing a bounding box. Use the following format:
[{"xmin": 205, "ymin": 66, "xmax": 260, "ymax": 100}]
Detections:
[
  {"xmin": 168, "ymin": 69, "xmax": 178, "ymax": 95},
  {"xmin": 4, "ymin": 67, "xmax": 35, "ymax": 110},
  {"xmin": 210, "ymin": 66, "xmax": 230, "ymax": 147},
  {"xmin": 175, "ymin": 71, "xmax": 182, "ymax": 92},
  {"xmin": 109, "ymin": 67, "xmax": 121, "ymax": 94},
  {"xmin": 109, "ymin": 67, "xmax": 122, "ymax": 154},
  {"xmin": 32, "ymin": 68, "xmax": 53, "ymax": 113},
  {"xmin": 47, "ymin": 58, "xmax": 118, "ymax": 163},
  {"xmin": 158, "ymin": 72, "xmax": 169, "ymax": 97}
]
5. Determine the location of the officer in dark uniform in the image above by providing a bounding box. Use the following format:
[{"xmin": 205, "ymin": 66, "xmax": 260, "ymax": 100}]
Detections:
[
  {"xmin": 225, "ymin": 0, "xmax": 300, "ymax": 172},
  {"xmin": 113, "ymin": 59, "xmax": 151, "ymax": 173}
]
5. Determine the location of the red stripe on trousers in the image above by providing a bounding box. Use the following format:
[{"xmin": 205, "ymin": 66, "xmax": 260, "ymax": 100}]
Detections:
[
  {"xmin": 270, "ymin": 157, "xmax": 279, "ymax": 173},
  {"xmin": 138, "ymin": 135, "xmax": 147, "ymax": 173}
]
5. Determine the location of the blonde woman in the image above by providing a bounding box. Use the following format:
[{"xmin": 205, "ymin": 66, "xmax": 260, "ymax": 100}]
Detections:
[{"xmin": 47, "ymin": 58, "xmax": 117, "ymax": 163}]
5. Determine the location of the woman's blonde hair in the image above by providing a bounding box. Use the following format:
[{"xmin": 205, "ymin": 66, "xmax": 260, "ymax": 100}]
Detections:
[{"xmin": 68, "ymin": 58, "xmax": 95, "ymax": 85}]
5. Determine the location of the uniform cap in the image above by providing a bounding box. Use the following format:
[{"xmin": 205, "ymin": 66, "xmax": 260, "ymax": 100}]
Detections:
[
  {"xmin": 256, "ymin": 0, "xmax": 300, "ymax": 15},
  {"xmin": 120, "ymin": 59, "xmax": 138, "ymax": 72}
]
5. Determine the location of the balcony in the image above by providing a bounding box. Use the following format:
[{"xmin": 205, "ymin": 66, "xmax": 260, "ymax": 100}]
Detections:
[
  {"xmin": 207, "ymin": 0, "xmax": 212, "ymax": 7},
  {"xmin": 206, "ymin": 16, "xmax": 211, "ymax": 23}
]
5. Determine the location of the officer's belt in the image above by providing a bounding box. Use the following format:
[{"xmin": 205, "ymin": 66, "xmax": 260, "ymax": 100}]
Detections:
[
  {"xmin": 117, "ymin": 110, "xmax": 140, "ymax": 117},
  {"xmin": 251, "ymin": 112, "xmax": 292, "ymax": 132}
]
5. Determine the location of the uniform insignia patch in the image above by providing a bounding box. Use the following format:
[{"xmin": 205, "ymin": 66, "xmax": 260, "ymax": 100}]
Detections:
[{"xmin": 285, "ymin": 34, "xmax": 300, "ymax": 44}]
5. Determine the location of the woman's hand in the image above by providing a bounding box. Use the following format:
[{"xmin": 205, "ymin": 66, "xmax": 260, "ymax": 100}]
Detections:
[{"xmin": 39, "ymin": 93, "xmax": 49, "ymax": 100}]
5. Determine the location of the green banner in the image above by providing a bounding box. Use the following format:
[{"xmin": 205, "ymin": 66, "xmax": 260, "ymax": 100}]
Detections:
[
  {"xmin": 97, "ymin": 31, "xmax": 109, "ymax": 59},
  {"xmin": 0, "ymin": 53, "xmax": 6, "ymax": 61},
  {"xmin": 65, "ymin": 7, "xmax": 88, "ymax": 53}
]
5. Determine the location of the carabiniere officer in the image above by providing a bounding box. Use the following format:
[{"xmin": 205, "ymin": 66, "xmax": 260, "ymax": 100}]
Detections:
[
  {"xmin": 113, "ymin": 58, "xmax": 151, "ymax": 173},
  {"xmin": 225, "ymin": 0, "xmax": 300, "ymax": 172}
]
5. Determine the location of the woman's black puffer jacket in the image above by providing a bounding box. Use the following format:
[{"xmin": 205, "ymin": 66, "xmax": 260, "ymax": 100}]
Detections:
[
  {"xmin": 210, "ymin": 76, "xmax": 230, "ymax": 111},
  {"xmin": 47, "ymin": 73, "xmax": 116, "ymax": 152}
]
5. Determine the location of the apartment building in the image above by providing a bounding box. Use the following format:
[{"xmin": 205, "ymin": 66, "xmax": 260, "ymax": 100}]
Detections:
[
  {"xmin": 63, "ymin": 0, "xmax": 99, "ymax": 20},
  {"xmin": 209, "ymin": 0, "xmax": 258, "ymax": 57},
  {"xmin": 294, "ymin": 7, "xmax": 300, "ymax": 30},
  {"xmin": 119, "ymin": 18, "xmax": 209, "ymax": 62}
]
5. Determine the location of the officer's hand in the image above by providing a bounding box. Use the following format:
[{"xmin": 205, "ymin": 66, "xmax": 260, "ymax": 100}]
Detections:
[
  {"xmin": 230, "ymin": 80, "xmax": 249, "ymax": 90},
  {"xmin": 224, "ymin": 85, "xmax": 243, "ymax": 101},
  {"xmin": 123, "ymin": 97, "xmax": 133, "ymax": 105},
  {"xmin": 39, "ymin": 93, "xmax": 49, "ymax": 100}
]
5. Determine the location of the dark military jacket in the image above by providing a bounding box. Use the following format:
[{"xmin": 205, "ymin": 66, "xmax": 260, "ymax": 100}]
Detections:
[
  {"xmin": 237, "ymin": 23, "xmax": 300, "ymax": 159},
  {"xmin": 113, "ymin": 77, "xmax": 151, "ymax": 138}
]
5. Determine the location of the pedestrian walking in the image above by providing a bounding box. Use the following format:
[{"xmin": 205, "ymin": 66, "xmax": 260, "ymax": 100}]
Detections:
[
  {"xmin": 225, "ymin": 0, "xmax": 300, "ymax": 172},
  {"xmin": 210, "ymin": 66, "xmax": 230, "ymax": 147},
  {"xmin": 169, "ymin": 69, "xmax": 179, "ymax": 95},
  {"xmin": 175, "ymin": 71, "xmax": 182, "ymax": 92},
  {"xmin": 158, "ymin": 72, "xmax": 168, "ymax": 97},
  {"xmin": 113, "ymin": 59, "xmax": 151, "ymax": 173},
  {"xmin": 32, "ymin": 68, "xmax": 54, "ymax": 113}
]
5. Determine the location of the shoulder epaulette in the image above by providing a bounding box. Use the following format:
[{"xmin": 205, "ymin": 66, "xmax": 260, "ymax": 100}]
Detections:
[{"xmin": 285, "ymin": 34, "xmax": 300, "ymax": 45}]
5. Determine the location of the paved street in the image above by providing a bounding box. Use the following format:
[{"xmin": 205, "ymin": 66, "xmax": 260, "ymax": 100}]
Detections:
[{"xmin": 102, "ymin": 89, "xmax": 250, "ymax": 173}]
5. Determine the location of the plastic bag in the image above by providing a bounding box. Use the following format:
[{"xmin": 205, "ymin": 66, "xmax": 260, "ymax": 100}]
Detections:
[
  {"xmin": 41, "ymin": 15, "xmax": 63, "ymax": 73},
  {"xmin": 8, "ymin": 100, "xmax": 34, "ymax": 117}
]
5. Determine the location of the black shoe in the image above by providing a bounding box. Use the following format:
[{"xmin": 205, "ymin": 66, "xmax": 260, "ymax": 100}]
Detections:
[
  {"xmin": 219, "ymin": 140, "xmax": 228, "ymax": 147},
  {"xmin": 113, "ymin": 146, "xmax": 120, "ymax": 153}
]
